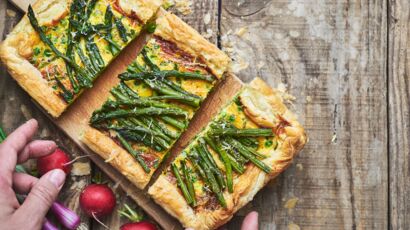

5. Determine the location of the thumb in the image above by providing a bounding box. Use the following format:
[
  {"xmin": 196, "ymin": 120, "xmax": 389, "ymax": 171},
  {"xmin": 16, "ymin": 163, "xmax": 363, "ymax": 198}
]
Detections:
[
  {"xmin": 241, "ymin": 211, "xmax": 259, "ymax": 230},
  {"xmin": 16, "ymin": 169, "xmax": 66, "ymax": 225}
]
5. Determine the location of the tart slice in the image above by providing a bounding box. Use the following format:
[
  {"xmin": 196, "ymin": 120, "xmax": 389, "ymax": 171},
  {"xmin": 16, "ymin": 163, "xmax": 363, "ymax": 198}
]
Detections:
[
  {"xmin": 0, "ymin": 0, "xmax": 162, "ymax": 117},
  {"xmin": 148, "ymin": 78, "xmax": 307, "ymax": 230},
  {"xmin": 81, "ymin": 9, "xmax": 230, "ymax": 189}
]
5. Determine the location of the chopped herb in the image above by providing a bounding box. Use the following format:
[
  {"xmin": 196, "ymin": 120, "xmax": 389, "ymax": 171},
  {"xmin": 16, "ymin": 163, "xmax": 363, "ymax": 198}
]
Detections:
[
  {"xmin": 33, "ymin": 47, "xmax": 41, "ymax": 55},
  {"xmin": 144, "ymin": 22, "xmax": 157, "ymax": 33},
  {"xmin": 265, "ymin": 140, "xmax": 273, "ymax": 147},
  {"xmin": 43, "ymin": 49, "xmax": 52, "ymax": 57}
]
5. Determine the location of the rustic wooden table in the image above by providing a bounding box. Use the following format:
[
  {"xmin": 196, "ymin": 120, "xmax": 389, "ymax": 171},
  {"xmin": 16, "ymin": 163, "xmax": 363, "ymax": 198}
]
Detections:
[{"xmin": 1, "ymin": 0, "xmax": 409, "ymax": 229}]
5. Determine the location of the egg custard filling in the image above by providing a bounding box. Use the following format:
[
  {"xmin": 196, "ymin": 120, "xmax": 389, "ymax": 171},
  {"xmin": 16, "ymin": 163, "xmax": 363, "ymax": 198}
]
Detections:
[
  {"xmin": 88, "ymin": 35, "xmax": 218, "ymax": 173},
  {"xmin": 27, "ymin": 0, "xmax": 147, "ymax": 103},
  {"xmin": 158, "ymin": 90, "xmax": 281, "ymax": 210}
]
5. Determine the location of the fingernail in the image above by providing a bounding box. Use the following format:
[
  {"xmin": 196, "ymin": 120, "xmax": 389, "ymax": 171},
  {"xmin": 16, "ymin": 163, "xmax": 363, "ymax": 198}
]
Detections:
[
  {"xmin": 26, "ymin": 119, "xmax": 37, "ymax": 126},
  {"xmin": 48, "ymin": 169, "xmax": 66, "ymax": 188}
]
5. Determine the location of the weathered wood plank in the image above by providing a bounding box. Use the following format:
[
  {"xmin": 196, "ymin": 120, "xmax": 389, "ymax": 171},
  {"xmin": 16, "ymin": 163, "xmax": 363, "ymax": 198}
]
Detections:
[
  {"xmin": 388, "ymin": 0, "xmax": 410, "ymax": 228},
  {"xmin": 220, "ymin": 0, "xmax": 388, "ymax": 229},
  {"xmin": 168, "ymin": 0, "xmax": 219, "ymax": 44}
]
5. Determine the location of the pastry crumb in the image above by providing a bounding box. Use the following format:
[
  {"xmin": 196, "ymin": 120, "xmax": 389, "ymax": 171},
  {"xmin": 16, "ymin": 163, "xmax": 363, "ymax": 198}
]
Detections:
[
  {"xmin": 288, "ymin": 223, "xmax": 301, "ymax": 230},
  {"xmin": 174, "ymin": 0, "xmax": 193, "ymax": 15},
  {"xmin": 106, "ymin": 150, "xmax": 120, "ymax": 162},
  {"xmin": 331, "ymin": 133, "xmax": 337, "ymax": 143},
  {"xmin": 235, "ymin": 27, "xmax": 248, "ymax": 37},
  {"xmin": 203, "ymin": 13, "xmax": 211, "ymax": 25},
  {"xmin": 277, "ymin": 83, "xmax": 296, "ymax": 103},
  {"xmin": 257, "ymin": 61, "xmax": 265, "ymax": 69},
  {"xmin": 202, "ymin": 28, "xmax": 213, "ymax": 39},
  {"xmin": 284, "ymin": 197, "xmax": 299, "ymax": 209},
  {"xmin": 289, "ymin": 30, "xmax": 300, "ymax": 38},
  {"xmin": 306, "ymin": 95, "xmax": 312, "ymax": 103},
  {"xmin": 296, "ymin": 163, "xmax": 303, "ymax": 171},
  {"xmin": 72, "ymin": 162, "xmax": 91, "ymax": 176},
  {"xmin": 6, "ymin": 9, "xmax": 16, "ymax": 17}
]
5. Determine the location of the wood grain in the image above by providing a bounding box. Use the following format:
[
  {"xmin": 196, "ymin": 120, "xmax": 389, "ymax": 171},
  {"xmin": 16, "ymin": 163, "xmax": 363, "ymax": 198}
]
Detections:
[
  {"xmin": 220, "ymin": 0, "xmax": 388, "ymax": 229},
  {"xmin": 388, "ymin": 0, "xmax": 410, "ymax": 229},
  {"xmin": 2, "ymin": 0, "xmax": 409, "ymax": 229}
]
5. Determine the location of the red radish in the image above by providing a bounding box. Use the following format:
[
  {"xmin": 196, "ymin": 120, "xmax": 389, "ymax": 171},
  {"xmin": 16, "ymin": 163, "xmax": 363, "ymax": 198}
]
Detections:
[
  {"xmin": 79, "ymin": 184, "xmax": 116, "ymax": 218},
  {"xmin": 37, "ymin": 148, "xmax": 71, "ymax": 175},
  {"xmin": 120, "ymin": 221, "xmax": 157, "ymax": 230}
]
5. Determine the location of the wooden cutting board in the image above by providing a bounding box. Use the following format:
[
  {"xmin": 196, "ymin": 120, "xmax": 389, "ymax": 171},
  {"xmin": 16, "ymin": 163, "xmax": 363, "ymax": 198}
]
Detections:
[{"xmin": 8, "ymin": 1, "xmax": 244, "ymax": 229}]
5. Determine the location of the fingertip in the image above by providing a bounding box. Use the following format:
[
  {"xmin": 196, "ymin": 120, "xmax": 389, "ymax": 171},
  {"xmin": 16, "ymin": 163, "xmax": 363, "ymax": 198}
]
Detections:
[
  {"xmin": 45, "ymin": 141, "xmax": 57, "ymax": 153},
  {"xmin": 26, "ymin": 119, "xmax": 38, "ymax": 128},
  {"xmin": 241, "ymin": 211, "xmax": 259, "ymax": 230},
  {"xmin": 46, "ymin": 169, "xmax": 66, "ymax": 189},
  {"xmin": 248, "ymin": 211, "xmax": 258, "ymax": 219}
]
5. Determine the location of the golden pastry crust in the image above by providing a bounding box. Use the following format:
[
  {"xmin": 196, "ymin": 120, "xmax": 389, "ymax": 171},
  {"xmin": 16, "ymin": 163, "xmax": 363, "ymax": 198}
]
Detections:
[
  {"xmin": 116, "ymin": 0, "xmax": 162, "ymax": 23},
  {"xmin": 148, "ymin": 77, "xmax": 307, "ymax": 230},
  {"xmin": 81, "ymin": 127, "xmax": 152, "ymax": 189},
  {"xmin": 0, "ymin": 0, "xmax": 70, "ymax": 117},
  {"xmin": 0, "ymin": 0, "xmax": 161, "ymax": 118},
  {"xmin": 154, "ymin": 9, "xmax": 230, "ymax": 79}
]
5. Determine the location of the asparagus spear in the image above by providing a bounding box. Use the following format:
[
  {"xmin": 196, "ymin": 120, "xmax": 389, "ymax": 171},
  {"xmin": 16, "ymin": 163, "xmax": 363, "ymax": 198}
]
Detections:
[
  {"xmin": 119, "ymin": 119, "xmax": 172, "ymax": 146},
  {"xmin": 186, "ymin": 151, "xmax": 208, "ymax": 184},
  {"xmin": 119, "ymin": 82, "xmax": 140, "ymax": 99},
  {"xmin": 203, "ymin": 137, "xmax": 233, "ymax": 193},
  {"xmin": 110, "ymin": 87, "xmax": 130, "ymax": 101},
  {"xmin": 101, "ymin": 98, "xmax": 186, "ymax": 111},
  {"xmin": 115, "ymin": 18, "xmax": 128, "ymax": 43},
  {"xmin": 85, "ymin": 35, "xmax": 104, "ymax": 71},
  {"xmin": 112, "ymin": 118, "xmax": 170, "ymax": 146},
  {"xmin": 226, "ymin": 137, "xmax": 266, "ymax": 158},
  {"xmin": 140, "ymin": 117, "xmax": 177, "ymax": 140},
  {"xmin": 104, "ymin": 6, "xmax": 119, "ymax": 55},
  {"xmin": 197, "ymin": 158, "xmax": 227, "ymax": 208},
  {"xmin": 119, "ymin": 72, "xmax": 202, "ymax": 106},
  {"xmin": 227, "ymin": 153, "xmax": 245, "ymax": 174},
  {"xmin": 188, "ymin": 150, "xmax": 226, "ymax": 207},
  {"xmin": 90, "ymin": 107, "xmax": 188, "ymax": 124},
  {"xmin": 211, "ymin": 127, "xmax": 273, "ymax": 137},
  {"xmin": 118, "ymin": 129, "xmax": 164, "ymax": 152},
  {"xmin": 85, "ymin": 0, "xmax": 97, "ymax": 20},
  {"xmin": 180, "ymin": 160, "xmax": 196, "ymax": 206},
  {"xmin": 141, "ymin": 48, "xmax": 160, "ymax": 72},
  {"xmin": 225, "ymin": 137, "xmax": 272, "ymax": 174},
  {"xmin": 27, "ymin": 5, "xmax": 93, "ymax": 88},
  {"xmin": 76, "ymin": 44, "xmax": 98, "ymax": 75},
  {"xmin": 65, "ymin": 5, "xmax": 80, "ymax": 93},
  {"xmin": 237, "ymin": 137, "xmax": 259, "ymax": 151},
  {"xmin": 196, "ymin": 144, "xmax": 226, "ymax": 190},
  {"xmin": 53, "ymin": 74, "xmax": 73, "ymax": 102},
  {"xmin": 160, "ymin": 116, "xmax": 186, "ymax": 130},
  {"xmin": 122, "ymin": 70, "xmax": 214, "ymax": 82},
  {"xmin": 116, "ymin": 132, "xmax": 150, "ymax": 173},
  {"xmin": 171, "ymin": 163, "xmax": 193, "ymax": 205}
]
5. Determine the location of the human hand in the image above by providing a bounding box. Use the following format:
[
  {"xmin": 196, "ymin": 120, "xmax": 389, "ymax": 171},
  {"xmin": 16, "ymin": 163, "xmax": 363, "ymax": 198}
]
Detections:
[{"xmin": 0, "ymin": 119, "xmax": 66, "ymax": 230}]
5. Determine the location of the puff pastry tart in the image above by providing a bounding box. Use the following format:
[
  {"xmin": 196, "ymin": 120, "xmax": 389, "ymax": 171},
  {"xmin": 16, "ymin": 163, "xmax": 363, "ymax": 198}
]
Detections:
[
  {"xmin": 0, "ymin": 0, "xmax": 162, "ymax": 117},
  {"xmin": 81, "ymin": 9, "xmax": 230, "ymax": 189},
  {"xmin": 148, "ymin": 78, "xmax": 307, "ymax": 230}
]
